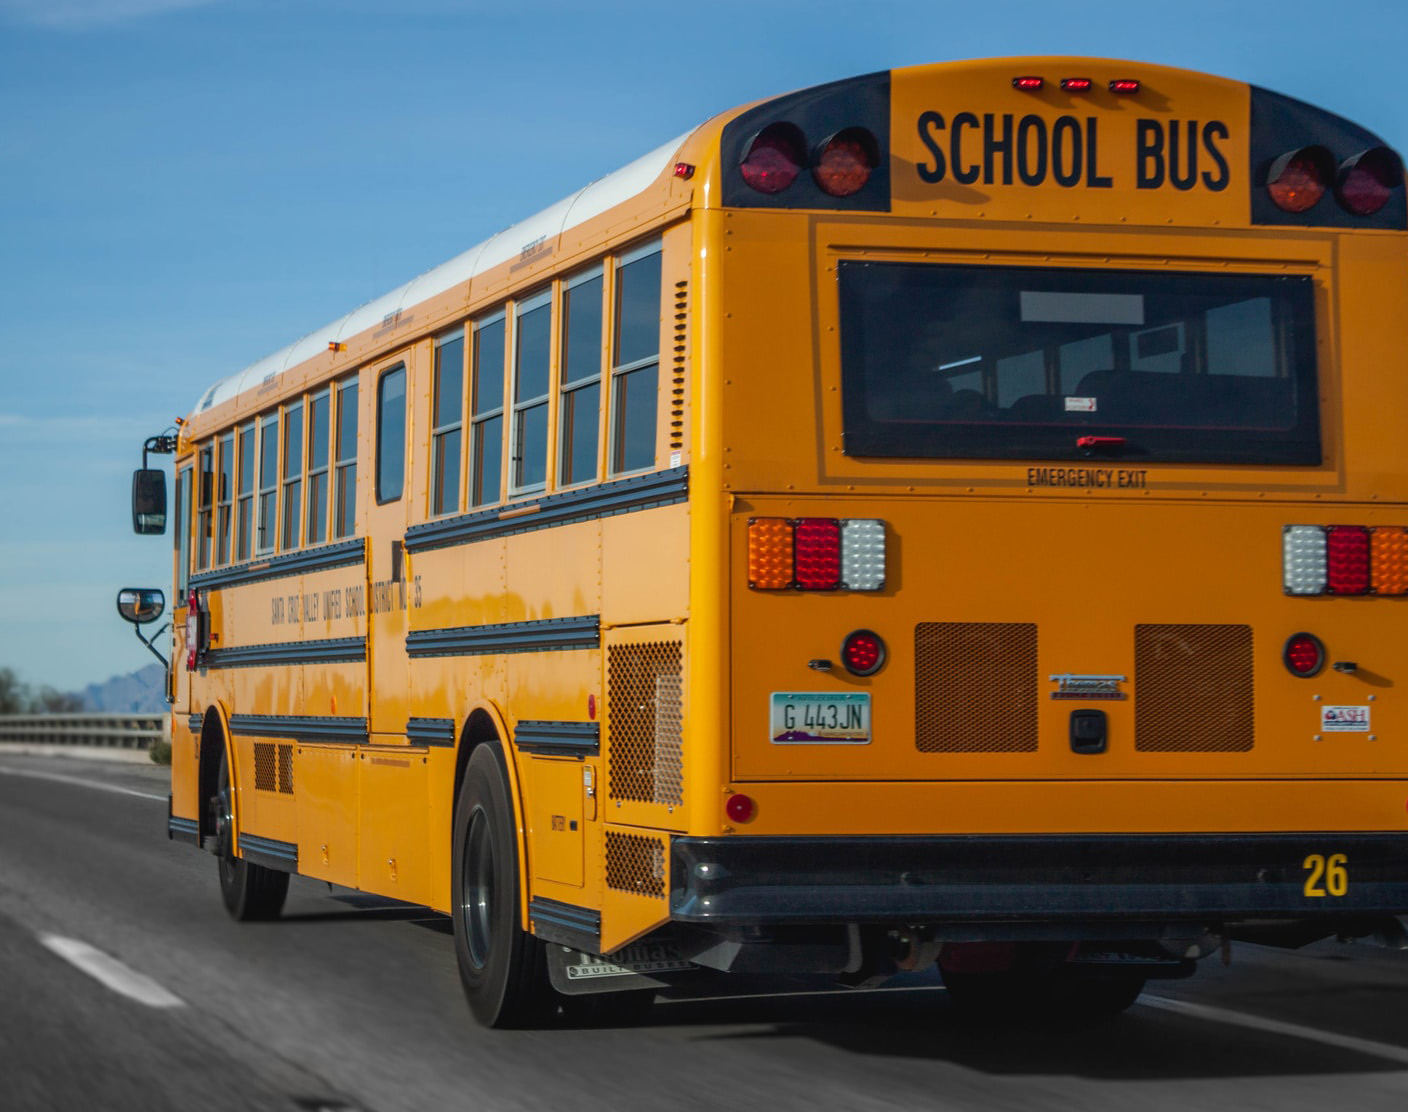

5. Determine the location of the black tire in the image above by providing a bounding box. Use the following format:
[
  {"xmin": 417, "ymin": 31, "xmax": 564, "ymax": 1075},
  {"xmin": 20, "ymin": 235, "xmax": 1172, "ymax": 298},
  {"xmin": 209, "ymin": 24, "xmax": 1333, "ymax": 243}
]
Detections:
[
  {"xmin": 451, "ymin": 742, "xmax": 554, "ymax": 1028},
  {"xmin": 213, "ymin": 747, "xmax": 289, "ymax": 921}
]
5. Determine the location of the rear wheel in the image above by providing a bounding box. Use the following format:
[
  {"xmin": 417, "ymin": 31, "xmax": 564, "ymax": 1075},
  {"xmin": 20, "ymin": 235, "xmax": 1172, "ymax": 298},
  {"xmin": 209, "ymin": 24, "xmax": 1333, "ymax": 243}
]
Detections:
[
  {"xmin": 213, "ymin": 748, "xmax": 288, "ymax": 921},
  {"xmin": 452, "ymin": 742, "xmax": 553, "ymax": 1027}
]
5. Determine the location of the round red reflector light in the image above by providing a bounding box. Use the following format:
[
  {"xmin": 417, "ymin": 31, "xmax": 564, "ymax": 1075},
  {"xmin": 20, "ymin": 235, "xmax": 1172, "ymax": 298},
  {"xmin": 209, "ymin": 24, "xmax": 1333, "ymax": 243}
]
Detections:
[
  {"xmin": 813, "ymin": 128, "xmax": 879, "ymax": 198},
  {"xmin": 1267, "ymin": 147, "xmax": 1332, "ymax": 213},
  {"xmin": 1337, "ymin": 147, "xmax": 1402, "ymax": 216},
  {"xmin": 841, "ymin": 629, "xmax": 886, "ymax": 677},
  {"xmin": 725, "ymin": 793, "xmax": 756, "ymax": 823},
  {"xmin": 1283, "ymin": 633, "xmax": 1325, "ymax": 678},
  {"xmin": 740, "ymin": 123, "xmax": 805, "ymax": 194}
]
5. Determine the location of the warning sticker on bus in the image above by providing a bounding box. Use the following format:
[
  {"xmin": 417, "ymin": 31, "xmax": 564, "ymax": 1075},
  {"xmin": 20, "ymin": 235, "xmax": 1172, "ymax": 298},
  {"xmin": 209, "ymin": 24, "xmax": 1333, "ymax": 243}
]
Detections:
[
  {"xmin": 771, "ymin": 693, "xmax": 871, "ymax": 744},
  {"xmin": 1322, "ymin": 706, "xmax": 1371, "ymax": 733}
]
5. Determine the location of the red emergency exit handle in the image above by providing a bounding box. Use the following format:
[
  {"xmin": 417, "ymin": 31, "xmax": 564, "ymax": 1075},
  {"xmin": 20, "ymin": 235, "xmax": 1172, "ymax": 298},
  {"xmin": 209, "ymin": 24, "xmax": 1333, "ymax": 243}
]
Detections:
[{"xmin": 1077, "ymin": 435, "xmax": 1127, "ymax": 454}]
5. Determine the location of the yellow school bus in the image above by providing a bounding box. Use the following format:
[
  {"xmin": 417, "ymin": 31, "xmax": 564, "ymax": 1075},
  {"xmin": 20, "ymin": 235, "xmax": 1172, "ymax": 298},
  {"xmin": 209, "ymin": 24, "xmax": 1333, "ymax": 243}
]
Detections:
[{"xmin": 130, "ymin": 57, "xmax": 1408, "ymax": 1026}]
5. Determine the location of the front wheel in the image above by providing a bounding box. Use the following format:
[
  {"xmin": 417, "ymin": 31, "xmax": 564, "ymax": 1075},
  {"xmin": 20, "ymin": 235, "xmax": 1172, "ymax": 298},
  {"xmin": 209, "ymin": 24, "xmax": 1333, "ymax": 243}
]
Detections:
[
  {"xmin": 213, "ymin": 748, "xmax": 288, "ymax": 921},
  {"xmin": 451, "ymin": 742, "xmax": 553, "ymax": 1027}
]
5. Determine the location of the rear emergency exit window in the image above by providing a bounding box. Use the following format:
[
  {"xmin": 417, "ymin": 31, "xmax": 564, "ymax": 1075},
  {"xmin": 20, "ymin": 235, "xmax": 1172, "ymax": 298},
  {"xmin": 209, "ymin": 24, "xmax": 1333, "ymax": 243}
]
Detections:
[{"xmin": 838, "ymin": 262, "xmax": 1320, "ymax": 465}]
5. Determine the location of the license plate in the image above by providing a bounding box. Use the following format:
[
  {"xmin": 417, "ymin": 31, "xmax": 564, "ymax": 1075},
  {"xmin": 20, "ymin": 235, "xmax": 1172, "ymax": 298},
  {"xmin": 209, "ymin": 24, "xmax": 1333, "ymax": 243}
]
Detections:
[{"xmin": 770, "ymin": 692, "xmax": 871, "ymax": 744}]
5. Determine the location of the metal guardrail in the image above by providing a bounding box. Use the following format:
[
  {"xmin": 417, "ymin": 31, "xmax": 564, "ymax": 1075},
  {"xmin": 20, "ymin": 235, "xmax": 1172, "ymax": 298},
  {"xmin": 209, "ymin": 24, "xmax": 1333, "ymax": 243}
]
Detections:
[{"xmin": 0, "ymin": 713, "xmax": 169, "ymax": 751}]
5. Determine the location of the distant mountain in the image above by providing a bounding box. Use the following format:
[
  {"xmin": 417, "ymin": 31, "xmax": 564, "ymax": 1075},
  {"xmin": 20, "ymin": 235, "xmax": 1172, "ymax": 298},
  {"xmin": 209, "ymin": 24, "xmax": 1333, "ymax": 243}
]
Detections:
[{"xmin": 81, "ymin": 663, "xmax": 167, "ymax": 713}]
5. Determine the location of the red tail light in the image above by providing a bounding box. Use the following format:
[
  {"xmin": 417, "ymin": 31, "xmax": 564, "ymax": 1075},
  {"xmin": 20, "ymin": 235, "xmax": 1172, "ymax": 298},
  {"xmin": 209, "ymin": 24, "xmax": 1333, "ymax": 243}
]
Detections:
[
  {"xmin": 794, "ymin": 518, "xmax": 841, "ymax": 590},
  {"xmin": 1283, "ymin": 633, "xmax": 1325, "ymax": 677},
  {"xmin": 1326, "ymin": 525, "xmax": 1371, "ymax": 594},
  {"xmin": 740, "ymin": 123, "xmax": 806, "ymax": 194},
  {"xmin": 841, "ymin": 629, "xmax": 886, "ymax": 677},
  {"xmin": 1267, "ymin": 147, "xmax": 1333, "ymax": 213},
  {"xmin": 725, "ymin": 793, "xmax": 756, "ymax": 823},
  {"xmin": 1337, "ymin": 147, "xmax": 1402, "ymax": 216},
  {"xmin": 813, "ymin": 128, "xmax": 879, "ymax": 197}
]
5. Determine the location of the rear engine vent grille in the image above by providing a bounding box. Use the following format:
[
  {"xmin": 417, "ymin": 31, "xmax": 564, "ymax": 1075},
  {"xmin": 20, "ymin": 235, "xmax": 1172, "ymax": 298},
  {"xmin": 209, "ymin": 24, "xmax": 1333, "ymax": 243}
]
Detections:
[
  {"xmin": 607, "ymin": 640, "xmax": 684, "ymax": 804},
  {"xmin": 605, "ymin": 830, "xmax": 666, "ymax": 897},
  {"xmin": 915, "ymin": 622, "xmax": 1039, "ymax": 752},
  {"xmin": 1135, "ymin": 623, "xmax": 1254, "ymax": 752},
  {"xmin": 278, "ymin": 743, "xmax": 294, "ymax": 794},
  {"xmin": 254, "ymin": 742, "xmax": 277, "ymax": 791},
  {"xmin": 253, "ymin": 740, "xmax": 294, "ymax": 793}
]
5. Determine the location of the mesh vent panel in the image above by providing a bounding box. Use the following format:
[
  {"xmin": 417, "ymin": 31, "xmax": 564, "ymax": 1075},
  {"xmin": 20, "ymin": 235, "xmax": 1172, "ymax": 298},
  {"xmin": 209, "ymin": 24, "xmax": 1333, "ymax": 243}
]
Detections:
[
  {"xmin": 1135, "ymin": 623, "xmax": 1254, "ymax": 752},
  {"xmin": 254, "ymin": 742, "xmax": 277, "ymax": 791},
  {"xmin": 915, "ymin": 622, "xmax": 1039, "ymax": 753},
  {"xmin": 605, "ymin": 830, "xmax": 666, "ymax": 897},
  {"xmin": 278, "ymin": 744, "xmax": 294, "ymax": 795},
  {"xmin": 607, "ymin": 641, "xmax": 683, "ymax": 804}
]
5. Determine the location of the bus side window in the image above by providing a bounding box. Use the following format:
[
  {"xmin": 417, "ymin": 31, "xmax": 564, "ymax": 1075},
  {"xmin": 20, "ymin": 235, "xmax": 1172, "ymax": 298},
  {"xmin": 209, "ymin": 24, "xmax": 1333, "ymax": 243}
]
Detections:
[
  {"xmin": 281, "ymin": 399, "xmax": 304, "ymax": 550},
  {"xmin": 307, "ymin": 390, "xmax": 330, "ymax": 545},
  {"xmin": 175, "ymin": 465, "xmax": 192, "ymax": 599},
  {"xmin": 376, "ymin": 365, "xmax": 407, "ymax": 504},
  {"xmin": 559, "ymin": 267, "xmax": 603, "ymax": 487},
  {"xmin": 610, "ymin": 244, "xmax": 662, "ymax": 475},
  {"xmin": 511, "ymin": 292, "xmax": 552, "ymax": 495},
  {"xmin": 334, "ymin": 378, "xmax": 358, "ymax": 538},
  {"xmin": 216, "ymin": 431, "xmax": 234, "ymax": 564},
  {"xmin": 196, "ymin": 443, "xmax": 214, "ymax": 570},
  {"xmin": 432, "ymin": 331, "xmax": 465, "ymax": 516},
  {"xmin": 256, "ymin": 414, "xmax": 279, "ymax": 554},
  {"xmin": 470, "ymin": 314, "xmax": 505, "ymax": 507},
  {"xmin": 235, "ymin": 421, "xmax": 255, "ymax": 560}
]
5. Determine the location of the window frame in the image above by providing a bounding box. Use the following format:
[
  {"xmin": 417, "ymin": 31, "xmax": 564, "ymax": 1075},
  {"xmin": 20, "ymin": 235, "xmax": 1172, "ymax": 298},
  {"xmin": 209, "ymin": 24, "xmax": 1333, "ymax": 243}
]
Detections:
[
  {"xmin": 215, "ymin": 431, "xmax": 234, "ymax": 565},
  {"xmin": 375, "ymin": 363, "xmax": 407, "ymax": 505},
  {"xmin": 333, "ymin": 376, "xmax": 359, "ymax": 539},
  {"xmin": 607, "ymin": 240, "xmax": 663, "ymax": 477},
  {"xmin": 235, "ymin": 421, "xmax": 255, "ymax": 562},
  {"xmin": 470, "ymin": 310, "xmax": 507, "ymax": 508},
  {"xmin": 306, "ymin": 388, "xmax": 331, "ymax": 547},
  {"xmin": 280, "ymin": 399, "xmax": 305, "ymax": 551},
  {"xmin": 255, "ymin": 412, "xmax": 279, "ymax": 555},
  {"xmin": 431, "ymin": 329, "xmax": 467, "ymax": 517},
  {"xmin": 510, "ymin": 289, "xmax": 553, "ymax": 496},
  {"xmin": 557, "ymin": 266, "xmax": 605, "ymax": 488}
]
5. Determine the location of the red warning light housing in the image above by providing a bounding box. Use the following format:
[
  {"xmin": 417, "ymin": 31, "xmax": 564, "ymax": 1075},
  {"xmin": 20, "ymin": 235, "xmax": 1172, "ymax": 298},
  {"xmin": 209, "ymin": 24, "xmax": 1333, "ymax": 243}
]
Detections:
[
  {"xmin": 1060, "ymin": 77, "xmax": 1093, "ymax": 92},
  {"xmin": 740, "ymin": 123, "xmax": 806, "ymax": 194},
  {"xmin": 1108, "ymin": 79, "xmax": 1141, "ymax": 95},
  {"xmin": 1012, "ymin": 76, "xmax": 1044, "ymax": 91},
  {"xmin": 1283, "ymin": 633, "xmax": 1325, "ymax": 678}
]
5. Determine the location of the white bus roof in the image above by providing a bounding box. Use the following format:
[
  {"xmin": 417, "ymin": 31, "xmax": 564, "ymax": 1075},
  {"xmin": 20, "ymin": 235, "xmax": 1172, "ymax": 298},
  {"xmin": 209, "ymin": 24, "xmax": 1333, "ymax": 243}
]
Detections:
[{"xmin": 194, "ymin": 131, "xmax": 693, "ymax": 416}]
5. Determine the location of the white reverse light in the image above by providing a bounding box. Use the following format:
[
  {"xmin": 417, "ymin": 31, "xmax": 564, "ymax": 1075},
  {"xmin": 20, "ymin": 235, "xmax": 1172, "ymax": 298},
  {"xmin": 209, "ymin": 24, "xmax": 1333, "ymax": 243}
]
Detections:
[
  {"xmin": 841, "ymin": 519, "xmax": 887, "ymax": 591},
  {"xmin": 1283, "ymin": 525, "xmax": 1328, "ymax": 595}
]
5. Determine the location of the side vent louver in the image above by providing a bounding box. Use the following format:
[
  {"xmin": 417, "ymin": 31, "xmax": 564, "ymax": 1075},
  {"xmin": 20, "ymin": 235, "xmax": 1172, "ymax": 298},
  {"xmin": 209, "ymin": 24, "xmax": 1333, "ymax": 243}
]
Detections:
[{"xmin": 670, "ymin": 279, "xmax": 687, "ymax": 452}]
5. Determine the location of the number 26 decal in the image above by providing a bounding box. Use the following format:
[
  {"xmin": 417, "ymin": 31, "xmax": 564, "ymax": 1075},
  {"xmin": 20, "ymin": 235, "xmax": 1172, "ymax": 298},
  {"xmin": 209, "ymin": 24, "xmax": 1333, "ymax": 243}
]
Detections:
[{"xmin": 1302, "ymin": 853, "xmax": 1349, "ymax": 898}]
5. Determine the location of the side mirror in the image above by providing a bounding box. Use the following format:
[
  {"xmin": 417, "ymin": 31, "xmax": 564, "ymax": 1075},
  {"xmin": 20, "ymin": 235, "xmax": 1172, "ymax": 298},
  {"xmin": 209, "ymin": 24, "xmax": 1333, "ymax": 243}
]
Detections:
[
  {"xmin": 132, "ymin": 468, "xmax": 168, "ymax": 535},
  {"xmin": 117, "ymin": 587, "xmax": 166, "ymax": 625}
]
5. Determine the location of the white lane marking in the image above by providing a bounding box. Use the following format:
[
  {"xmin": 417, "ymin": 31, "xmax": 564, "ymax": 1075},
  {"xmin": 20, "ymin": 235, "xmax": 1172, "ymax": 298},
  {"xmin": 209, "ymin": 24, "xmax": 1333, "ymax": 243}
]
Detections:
[
  {"xmin": 40, "ymin": 935, "xmax": 184, "ymax": 1009},
  {"xmin": 0, "ymin": 764, "xmax": 165, "ymax": 802},
  {"xmin": 1141, "ymin": 993, "xmax": 1408, "ymax": 1067}
]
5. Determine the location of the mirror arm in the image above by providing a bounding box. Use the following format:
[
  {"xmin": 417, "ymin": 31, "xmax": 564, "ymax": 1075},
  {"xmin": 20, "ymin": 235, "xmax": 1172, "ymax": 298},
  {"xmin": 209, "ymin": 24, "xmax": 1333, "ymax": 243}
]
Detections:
[
  {"xmin": 142, "ymin": 433, "xmax": 179, "ymax": 470},
  {"xmin": 132, "ymin": 621, "xmax": 170, "ymax": 669}
]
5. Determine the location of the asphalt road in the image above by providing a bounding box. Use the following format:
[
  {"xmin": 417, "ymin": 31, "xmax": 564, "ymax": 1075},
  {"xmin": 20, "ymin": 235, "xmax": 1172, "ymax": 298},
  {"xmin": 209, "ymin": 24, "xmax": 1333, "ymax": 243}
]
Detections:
[{"xmin": 2, "ymin": 749, "xmax": 1406, "ymax": 1112}]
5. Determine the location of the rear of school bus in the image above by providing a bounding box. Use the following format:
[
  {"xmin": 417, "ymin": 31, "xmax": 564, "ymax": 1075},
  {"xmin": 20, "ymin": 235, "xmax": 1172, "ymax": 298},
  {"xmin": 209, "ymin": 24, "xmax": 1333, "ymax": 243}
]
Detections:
[{"xmin": 654, "ymin": 57, "xmax": 1408, "ymax": 1008}]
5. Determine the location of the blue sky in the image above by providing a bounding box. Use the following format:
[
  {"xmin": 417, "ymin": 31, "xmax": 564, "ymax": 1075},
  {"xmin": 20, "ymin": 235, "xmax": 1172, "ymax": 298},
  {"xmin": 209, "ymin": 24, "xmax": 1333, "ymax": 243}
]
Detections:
[{"xmin": 2, "ymin": 0, "xmax": 1407, "ymax": 691}]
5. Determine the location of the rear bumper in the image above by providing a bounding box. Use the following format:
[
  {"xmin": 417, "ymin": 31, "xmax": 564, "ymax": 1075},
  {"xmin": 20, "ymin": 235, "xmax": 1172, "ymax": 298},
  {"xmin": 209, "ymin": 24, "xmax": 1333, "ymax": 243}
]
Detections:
[{"xmin": 670, "ymin": 833, "xmax": 1408, "ymax": 925}]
